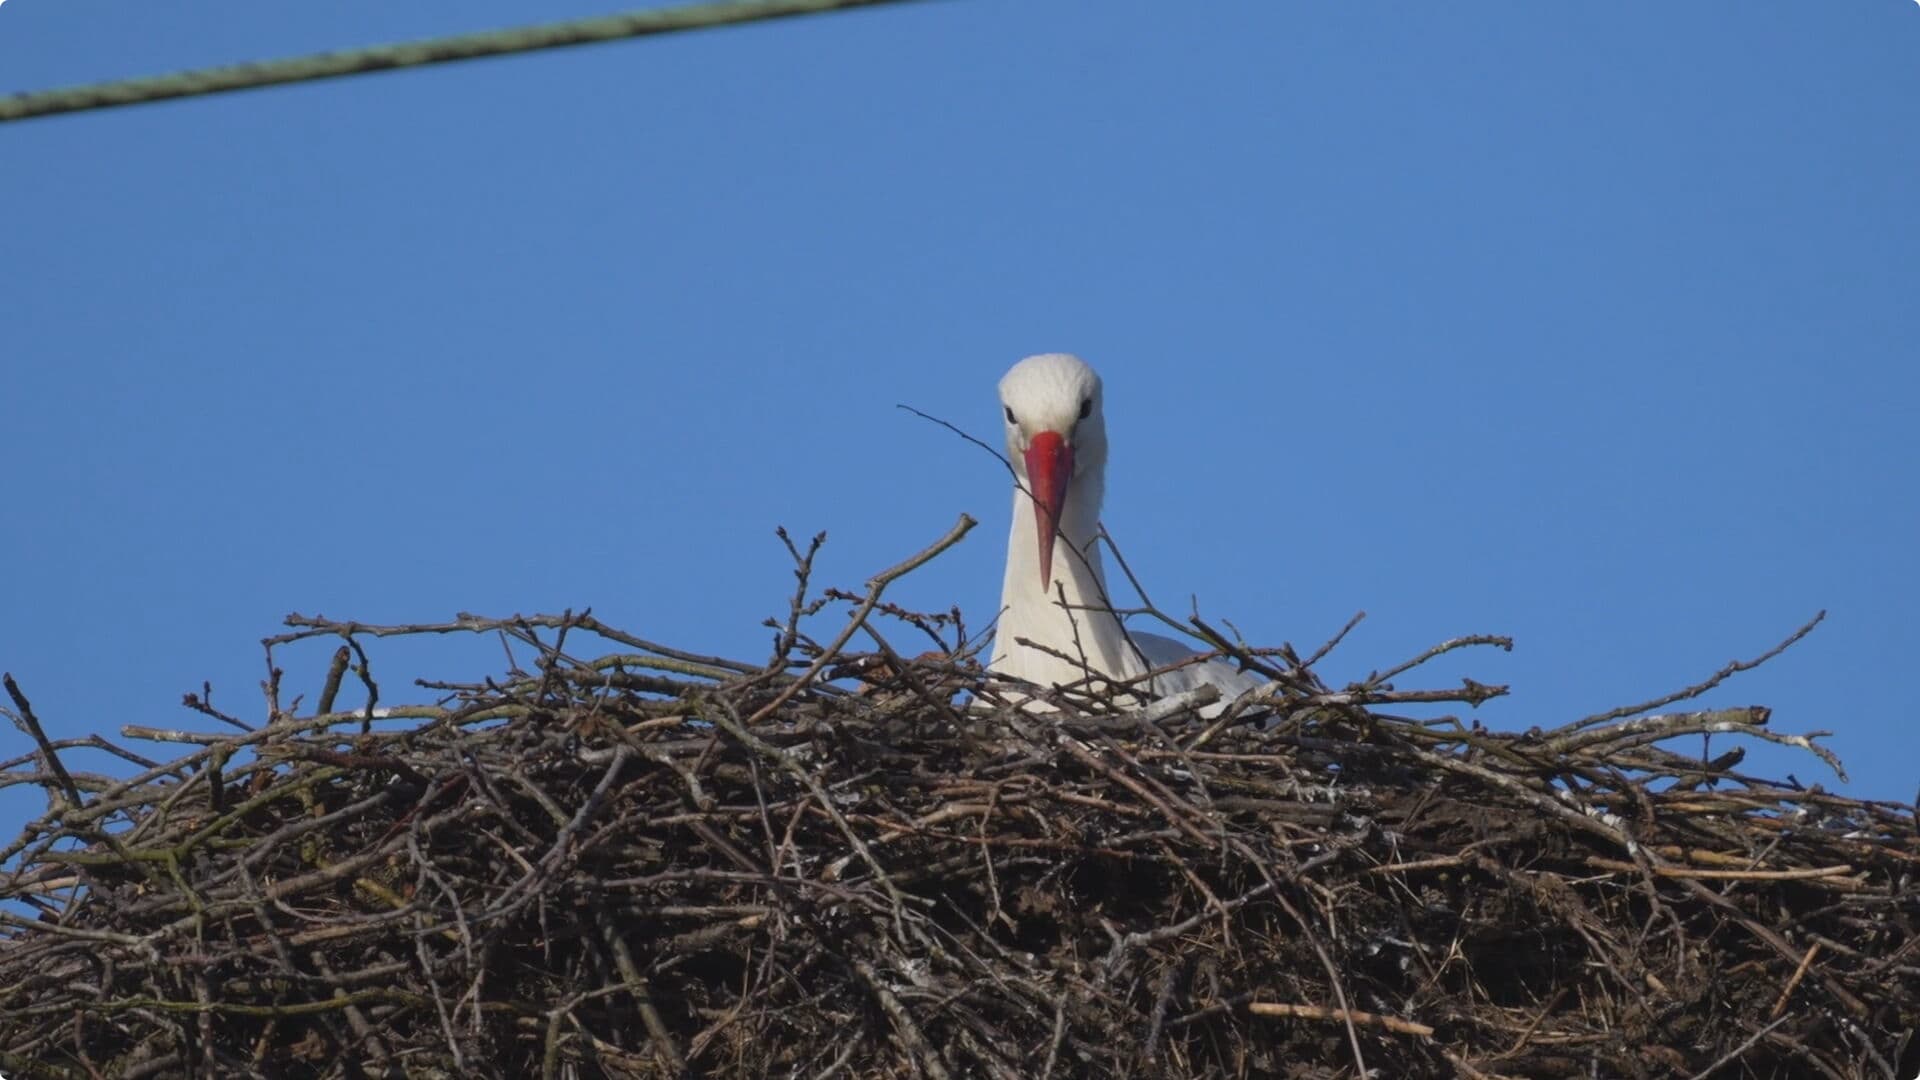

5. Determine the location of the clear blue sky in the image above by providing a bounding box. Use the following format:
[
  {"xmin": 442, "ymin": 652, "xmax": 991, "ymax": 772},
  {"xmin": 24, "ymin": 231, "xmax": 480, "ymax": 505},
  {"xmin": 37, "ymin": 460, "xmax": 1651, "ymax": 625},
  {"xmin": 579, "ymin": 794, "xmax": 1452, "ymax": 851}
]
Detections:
[{"xmin": 2, "ymin": 1, "xmax": 1915, "ymax": 841}]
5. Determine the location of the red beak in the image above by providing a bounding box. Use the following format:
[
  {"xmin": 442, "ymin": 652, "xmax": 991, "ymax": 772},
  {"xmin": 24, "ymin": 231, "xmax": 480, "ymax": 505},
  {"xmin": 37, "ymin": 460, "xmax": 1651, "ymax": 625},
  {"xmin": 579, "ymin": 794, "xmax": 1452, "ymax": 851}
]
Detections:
[{"xmin": 1024, "ymin": 431, "xmax": 1074, "ymax": 593}]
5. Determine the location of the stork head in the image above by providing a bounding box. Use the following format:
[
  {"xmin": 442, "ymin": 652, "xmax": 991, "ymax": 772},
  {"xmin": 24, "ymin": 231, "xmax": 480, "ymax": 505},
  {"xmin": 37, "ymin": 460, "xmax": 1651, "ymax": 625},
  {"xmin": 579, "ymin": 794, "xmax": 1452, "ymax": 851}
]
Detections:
[{"xmin": 998, "ymin": 353, "xmax": 1108, "ymax": 592}]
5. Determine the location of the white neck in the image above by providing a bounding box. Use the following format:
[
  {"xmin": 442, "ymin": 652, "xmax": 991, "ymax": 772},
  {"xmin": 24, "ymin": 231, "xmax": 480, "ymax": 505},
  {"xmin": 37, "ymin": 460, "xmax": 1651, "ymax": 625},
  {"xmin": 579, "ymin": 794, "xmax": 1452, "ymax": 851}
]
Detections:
[{"xmin": 990, "ymin": 463, "xmax": 1146, "ymax": 690}]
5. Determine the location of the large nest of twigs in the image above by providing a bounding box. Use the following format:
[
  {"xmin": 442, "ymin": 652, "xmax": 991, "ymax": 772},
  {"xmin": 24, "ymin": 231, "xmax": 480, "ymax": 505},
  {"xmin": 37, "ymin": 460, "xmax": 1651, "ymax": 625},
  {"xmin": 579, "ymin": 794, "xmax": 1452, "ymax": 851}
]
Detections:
[{"xmin": 2, "ymin": 523, "xmax": 1916, "ymax": 1079}]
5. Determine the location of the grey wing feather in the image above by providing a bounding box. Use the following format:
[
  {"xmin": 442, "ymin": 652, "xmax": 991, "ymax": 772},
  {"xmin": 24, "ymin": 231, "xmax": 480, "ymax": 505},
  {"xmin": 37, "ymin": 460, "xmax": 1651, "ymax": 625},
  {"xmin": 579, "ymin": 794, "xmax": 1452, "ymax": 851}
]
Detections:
[{"xmin": 1129, "ymin": 630, "xmax": 1266, "ymax": 701}]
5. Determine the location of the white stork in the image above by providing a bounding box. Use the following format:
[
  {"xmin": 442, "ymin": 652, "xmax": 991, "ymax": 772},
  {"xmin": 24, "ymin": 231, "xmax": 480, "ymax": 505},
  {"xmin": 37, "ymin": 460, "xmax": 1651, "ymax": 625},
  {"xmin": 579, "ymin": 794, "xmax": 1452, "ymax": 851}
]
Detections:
[{"xmin": 989, "ymin": 353, "xmax": 1264, "ymax": 710}]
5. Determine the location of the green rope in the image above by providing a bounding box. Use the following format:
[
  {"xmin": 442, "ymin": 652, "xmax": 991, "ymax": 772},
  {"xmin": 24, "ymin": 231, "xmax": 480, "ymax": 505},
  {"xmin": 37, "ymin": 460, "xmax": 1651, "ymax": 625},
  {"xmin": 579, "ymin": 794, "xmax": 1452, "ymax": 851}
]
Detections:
[{"xmin": 0, "ymin": 0, "xmax": 936, "ymax": 124}]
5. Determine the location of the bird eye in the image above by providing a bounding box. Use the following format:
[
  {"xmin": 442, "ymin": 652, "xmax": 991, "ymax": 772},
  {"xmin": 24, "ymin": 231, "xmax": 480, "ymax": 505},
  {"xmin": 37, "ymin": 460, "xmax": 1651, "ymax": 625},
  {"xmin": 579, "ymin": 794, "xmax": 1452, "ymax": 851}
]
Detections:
[
  {"xmin": 1004, "ymin": 405, "xmax": 1017, "ymax": 424},
  {"xmin": 1077, "ymin": 398, "xmax": 1092, "ymax": 420}
]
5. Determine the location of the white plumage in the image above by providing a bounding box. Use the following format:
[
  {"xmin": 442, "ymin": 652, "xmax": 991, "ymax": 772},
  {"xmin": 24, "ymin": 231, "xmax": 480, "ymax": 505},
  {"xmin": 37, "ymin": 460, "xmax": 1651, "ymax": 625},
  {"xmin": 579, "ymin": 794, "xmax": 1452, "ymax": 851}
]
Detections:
[{"xmin": 989, "ymin": 353, "xmax": 1263, "ymax": 711}]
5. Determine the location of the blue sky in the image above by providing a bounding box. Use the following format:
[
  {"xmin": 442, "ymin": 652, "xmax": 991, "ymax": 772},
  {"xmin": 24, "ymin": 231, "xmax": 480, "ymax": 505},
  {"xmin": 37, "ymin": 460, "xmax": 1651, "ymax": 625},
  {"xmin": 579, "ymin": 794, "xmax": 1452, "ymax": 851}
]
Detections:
[{"xmin": 1, "ymin": 0, "xmax": 1915, "ymax": 838}]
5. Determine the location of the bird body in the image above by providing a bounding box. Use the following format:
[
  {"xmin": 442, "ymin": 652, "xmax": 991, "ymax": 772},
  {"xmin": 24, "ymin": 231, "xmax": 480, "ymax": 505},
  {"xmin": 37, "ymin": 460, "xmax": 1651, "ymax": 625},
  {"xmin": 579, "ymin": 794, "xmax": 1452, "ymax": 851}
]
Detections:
[{"xmin": 989, "ymin": 354, "xmax": 1263, "ymax": 710}]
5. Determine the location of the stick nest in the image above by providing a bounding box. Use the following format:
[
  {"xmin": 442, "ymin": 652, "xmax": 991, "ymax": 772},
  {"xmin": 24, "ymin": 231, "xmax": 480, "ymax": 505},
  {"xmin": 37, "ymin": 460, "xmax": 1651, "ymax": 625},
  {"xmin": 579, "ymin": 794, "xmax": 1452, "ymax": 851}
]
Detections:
[{"xmin": 2, "ymin": 530, "xmax": 1916, "ymax": 1079}]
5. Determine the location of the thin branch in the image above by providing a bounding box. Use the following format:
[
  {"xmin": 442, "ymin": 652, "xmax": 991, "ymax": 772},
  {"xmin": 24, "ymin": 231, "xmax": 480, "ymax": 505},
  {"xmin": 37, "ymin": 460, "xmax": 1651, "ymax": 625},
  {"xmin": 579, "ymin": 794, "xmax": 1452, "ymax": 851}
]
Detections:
[{"xmin": 1554, "ymin": 611, "xmax": 1825, "ymax": 734}]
